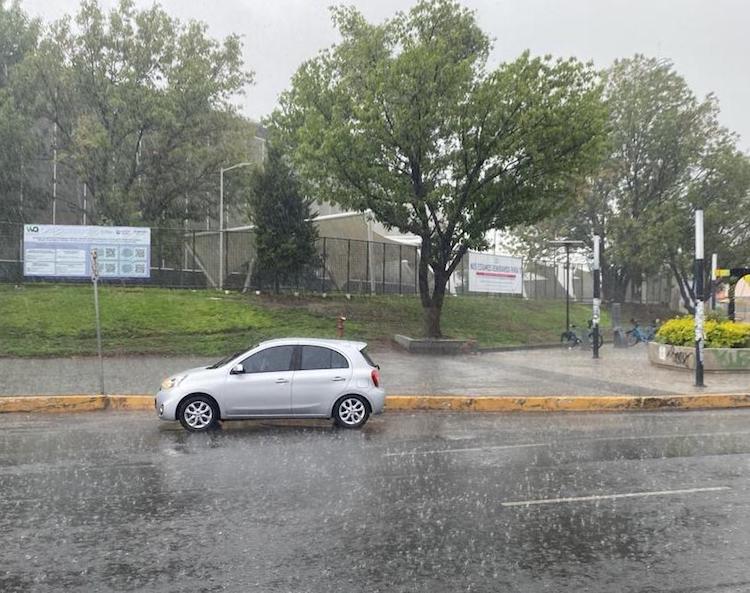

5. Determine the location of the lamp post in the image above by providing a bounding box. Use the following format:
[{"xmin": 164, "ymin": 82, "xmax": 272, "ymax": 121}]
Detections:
[
  {"xmin": 549, "ymin": 239, "xmax": 585, "ymax": 337},
  {"xmin": 592, "ymin": 235, "xmax": 601, "ymax": 359},
  {"xmin": 219, "ymin": 162, "xmax": 253, "ymax": 290},
  {"xmin": 695, "ymin": 209, "xmax": 705, "ymax": 387}
]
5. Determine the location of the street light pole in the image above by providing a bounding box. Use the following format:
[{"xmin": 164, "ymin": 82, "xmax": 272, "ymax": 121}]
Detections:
[
  {"xmin": 565, "ymin": 244, "xmax": 570, "ymax": 333},
  {"xmin": 219, "ymin": 162, "xmax": 253, "ymax": 290},
  {"xmin": 549, "ymin": 239, "xmax": 585, "ymax": 339},
  {"xmin": 592, "ymin": 234, "xmax": 601, "ymax": 359},
  {"xmin": 695, "ymin": 209, "xmax": 705, "ymax": 387}
]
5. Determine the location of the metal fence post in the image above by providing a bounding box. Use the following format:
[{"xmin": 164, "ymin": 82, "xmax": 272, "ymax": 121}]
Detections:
[
  {"xmin": 158, "ymin": 231, "xmax": 164, "ymax": 287},
  {"xmin": 192, "ymin": 230, "xmax": 196, "ymax": 287},
  {"xmin": 553, "ymin": 259, "xmax": 557, "ymax": 299},
  {"xmin": 414, "ymin": 248, "xmax": 418, "ymax": 294},
  {"xmin": 580, "ymin": 266, "xmax": 584, "ymax": 302},
  {"xmin": 346, "ymin": 239, "xmax": 351, "ymax": 293},
  {"xmin": 365, "ymin": 241, "xmax": 370, "ymax": 295},
  {"xmin": 224, "ymin": 230, "xmax": 229, "ymax": 290},
  {"xmin": 398, "ymin": 245, "xmax": 402, "ymax": 295},
  {"xmin": 381, "ymin": 243, "xmax": 386, "ymax": 295},
  {"xmin": 321, "ymin": 237, "xmax": 327, "ymax": 293}
]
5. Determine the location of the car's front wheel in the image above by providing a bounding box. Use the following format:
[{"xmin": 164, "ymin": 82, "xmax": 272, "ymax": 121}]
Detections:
[
  {"xmin": 333, "ymin": 395, "xmax": 370, "ymax": 429},
  {"xmin": 178, "ymin": 395, "xmax": 219, "ymax": 432}
]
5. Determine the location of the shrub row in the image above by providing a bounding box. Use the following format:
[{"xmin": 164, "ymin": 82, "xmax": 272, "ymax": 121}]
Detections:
[{"xmin": 656, "ymin": 316, "xmax": 750, "ymax": 349}]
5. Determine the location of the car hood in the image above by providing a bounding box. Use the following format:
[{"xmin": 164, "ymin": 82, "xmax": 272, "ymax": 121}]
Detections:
[{"xmin": 175, "ymin": 366, "xmax": 220, "ymax": 383}]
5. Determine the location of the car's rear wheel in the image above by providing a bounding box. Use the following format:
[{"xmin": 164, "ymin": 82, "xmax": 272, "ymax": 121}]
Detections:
[
  {"xmin": 333, "ymin": 395, "xmax": 370, "ymax": 429},
  {"xmin": 178, "ymin": 395, "xmax": 219, "ymax": 432}
]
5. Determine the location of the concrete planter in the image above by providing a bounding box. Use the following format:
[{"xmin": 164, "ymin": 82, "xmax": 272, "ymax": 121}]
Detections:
[
  {"xmin": 393, "ymin": 334, "xmax": 477, "ymax": 355},
  {"xmin": 648, "ymin": 341, "xmax": 750, "ymax": 372}
]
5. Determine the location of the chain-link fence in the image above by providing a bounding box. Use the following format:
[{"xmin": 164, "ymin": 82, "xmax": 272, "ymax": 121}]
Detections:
[
  {"xmin": 0, "ymin": 221, "xmax": 672, "ymax": 303},
  {"xmin": 0, "ymin": 222, "xmax": 421, "ymax": 294}
]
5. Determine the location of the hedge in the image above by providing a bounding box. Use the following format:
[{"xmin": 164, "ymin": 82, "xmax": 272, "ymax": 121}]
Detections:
[{"xmin": 656, "ymin": 316, "xmax": 750, "ymax": 349}]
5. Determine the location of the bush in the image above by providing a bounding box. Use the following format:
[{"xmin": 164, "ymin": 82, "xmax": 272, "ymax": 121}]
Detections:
[{"xmin": 656, "ymin": 316, "xmax": 750, "ymax": 348}]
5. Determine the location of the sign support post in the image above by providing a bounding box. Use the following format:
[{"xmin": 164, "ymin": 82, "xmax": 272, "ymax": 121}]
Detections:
[
  {"xmin": 91, "ymin": 249, "xmax": 105, "ymax": 395},
  {"xmin": 710, "ymin": 253, "xmax": 718, "ymax": 310},
  {"xmin": 592, "ymin": 235, "xmax": 601, "ymax": 359},
  {"xmin": 695, "ymin": 210, "xmax": 705, "ymax": 388}
]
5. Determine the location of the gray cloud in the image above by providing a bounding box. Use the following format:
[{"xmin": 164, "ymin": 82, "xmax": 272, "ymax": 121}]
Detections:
[{"xmin": 21, "ymin": 0, "xmax": 750, "ymax": 150}]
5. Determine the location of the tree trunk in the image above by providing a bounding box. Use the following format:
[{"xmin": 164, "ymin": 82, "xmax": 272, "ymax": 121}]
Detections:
[
  {"xmin": 423, "ymin": 273, "xmax": 447, "ymax": 338},
  {"xmin": 728, "ymin": 280, "xmax": 737, "ymax": 321},
  {"xmin": 668, "ymin": 261, "xmax": 695, "ymax": 314}
]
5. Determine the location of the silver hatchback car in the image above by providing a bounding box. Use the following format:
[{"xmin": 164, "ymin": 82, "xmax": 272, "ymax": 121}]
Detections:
[{"xmin": 155, "ymin": 338, "xmax": 385, "ymax": 431}]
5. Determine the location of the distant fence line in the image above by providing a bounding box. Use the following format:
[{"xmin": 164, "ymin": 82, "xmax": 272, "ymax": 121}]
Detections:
[{"xmin": 0, "ymin": 222, "xmax": 672, "ymax": 304}]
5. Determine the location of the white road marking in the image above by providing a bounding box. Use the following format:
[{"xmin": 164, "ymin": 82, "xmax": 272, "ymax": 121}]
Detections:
[
  {"xmin": 501, "ymin": 486, "xmax": 731, "ymax": 508},
  {"xmin": 384, "ymin": 442, "xmax": 545, "ymax": 457},
  {"xmin": 384, "ymin": 429, "xmax": 750, "ymax": 459},
  {"xmin": 582, "ymin": 430, "xmax": 750, "ymax": 444}
]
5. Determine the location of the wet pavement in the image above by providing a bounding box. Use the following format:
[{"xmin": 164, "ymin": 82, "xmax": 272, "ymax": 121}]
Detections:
[
  {"xmin": 1, "ymin": 344, "xmax": 748, "ymax": 397},
  {"xmin": 2, "ymin": 410, "xmax": 750, "ymax": 592}
]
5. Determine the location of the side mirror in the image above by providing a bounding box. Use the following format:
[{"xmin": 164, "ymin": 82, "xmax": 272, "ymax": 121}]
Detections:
[{"xmin": 230, "ymin": 363, "xmax": 244, "ymax": 375}]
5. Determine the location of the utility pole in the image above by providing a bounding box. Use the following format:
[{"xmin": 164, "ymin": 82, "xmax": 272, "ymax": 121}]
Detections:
[
  {"xmin": 52, "ymin": 120, "xmax": 58, "ymax": 224},
  {"xmin": 694, "ymin": 210, "xmax": 705, "ymax": 387},
  {"xmin": 592, "ymin": 235, "xmax": 601, "ymax": 359}
]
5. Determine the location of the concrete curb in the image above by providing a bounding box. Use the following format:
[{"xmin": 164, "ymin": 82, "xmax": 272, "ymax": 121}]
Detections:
[{"xmin": 2, "ymin": 393, "xmax": 750, "ymax": 415}]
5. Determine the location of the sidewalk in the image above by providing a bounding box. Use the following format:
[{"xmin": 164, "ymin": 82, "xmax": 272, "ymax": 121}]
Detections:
[{"xmin": 0, "ymin": 345, "xmax": 747, "ymax": 397}]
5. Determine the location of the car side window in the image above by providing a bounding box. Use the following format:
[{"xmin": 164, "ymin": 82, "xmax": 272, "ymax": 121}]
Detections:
[
  {"xmin": 300, "ymin": 346, "xmax": 349, "ymax": 370},
  {"xmin": 241, "ymin": 346, "xmax": 295, "ymax": 373}
]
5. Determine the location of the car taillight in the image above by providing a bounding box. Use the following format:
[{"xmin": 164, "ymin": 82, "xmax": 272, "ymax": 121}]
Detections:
[{"xmin": 371, "ymin": 368, "xmax": 380, "ymax": 388}]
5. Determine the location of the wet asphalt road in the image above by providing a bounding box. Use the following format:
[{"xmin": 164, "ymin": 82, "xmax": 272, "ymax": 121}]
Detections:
[{"xmin": 2, "ymin": 410, "xmax": 750, "ymax": 593}]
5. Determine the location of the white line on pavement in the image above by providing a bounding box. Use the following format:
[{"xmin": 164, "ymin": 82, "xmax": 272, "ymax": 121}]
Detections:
[
  {"xmin": 581, "ymin": 430, "xmax": 750, "ymax": 444},
  {"xmin": 384, "ymin": 442, "xmax": 545, "ymax": 457},
  {"xmin": 501, "ymin": 486, "xmax": 731, "ymax": 508}
]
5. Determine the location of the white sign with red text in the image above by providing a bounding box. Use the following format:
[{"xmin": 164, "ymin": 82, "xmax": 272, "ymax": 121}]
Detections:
[{"xmin": 468, "ymin": 252, "xmax": 523, "ymax": 294}]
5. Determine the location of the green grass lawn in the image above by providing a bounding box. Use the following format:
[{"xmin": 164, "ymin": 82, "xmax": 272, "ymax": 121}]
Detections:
[{"xmin": 0, "ymin": 284, "xmax": 609, "ymax": 357}]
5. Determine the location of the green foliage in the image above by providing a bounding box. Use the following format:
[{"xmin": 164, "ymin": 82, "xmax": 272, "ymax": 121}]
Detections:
[
  {"xmin": 12, "ymin": 0, "xmax": 254, "ymax": 225},
  {"xmin": 0, "ymin": 1, "xmax": 43, "ymax": 219},
  {"xmin": 247, "ymin": 145, "xmax": 319, "ymax": 292},
  {"xmin": 513, "ymin": 56, "xmax": 750, "ymax": 309},
  {"xmin": 656, "ymin": 316, "xmax": 750, "ymax": 348},
  {"xmin": 272, "ymin": 0, "xmax": 608, "ymax": 337}
]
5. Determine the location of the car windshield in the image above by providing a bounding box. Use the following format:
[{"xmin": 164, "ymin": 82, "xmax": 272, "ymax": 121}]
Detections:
[{"xmin": 207, "ymin": 350, "xmax": 244, "ymax": 369}]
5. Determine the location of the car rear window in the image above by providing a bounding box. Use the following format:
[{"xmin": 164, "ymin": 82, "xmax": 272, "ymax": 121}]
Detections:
[
  {"xmin": 300, "ymin": 346, "xmax": 349, "ymax": 370},
  {"xmin": 359, "ymin": 347, "xmax": 378, "ymax": 368}
]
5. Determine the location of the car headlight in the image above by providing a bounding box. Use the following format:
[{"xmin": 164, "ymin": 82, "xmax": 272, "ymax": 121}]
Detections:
[{"xmin": 160, "ymin": 375, "xmax": 185, "ymax": 391}]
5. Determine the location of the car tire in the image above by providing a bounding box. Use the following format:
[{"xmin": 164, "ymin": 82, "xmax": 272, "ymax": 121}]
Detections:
[
  {"xmin": 178, "ymin": 395, "xmax": 219, "ymax": 432},
  {"xmin": 333, "ymin": 395, "xmax": 370, "ymax": 429}
]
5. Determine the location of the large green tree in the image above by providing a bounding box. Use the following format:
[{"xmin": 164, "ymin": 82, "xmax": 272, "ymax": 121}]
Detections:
[
  {"xmin": 247, "ymin": 144, "xmax": 318, "ymax": 293},
  {"xmin": 0, "ymin": 0, "xmax": 42, "ymax": 222},
  {"xmin": 514, "ymin": 56, "xmax": 750, "ymax": 309},
  {"xmin": 15, "ymin": 0, "xmax": 253, "ymax": 226},
  {"xmin": 272, "ymin": 0, "xmax": 607, "ymax": 337}
]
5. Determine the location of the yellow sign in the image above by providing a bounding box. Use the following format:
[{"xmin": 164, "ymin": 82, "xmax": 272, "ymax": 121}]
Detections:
[{"xmin": 715, "ymin": 269, "xmax": 731, "ymax": 278}]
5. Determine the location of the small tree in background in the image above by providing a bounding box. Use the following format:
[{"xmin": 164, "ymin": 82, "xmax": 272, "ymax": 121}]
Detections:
[{"xmin": 248, "ymin": 145, "xmax": 318, "ymax": 293}]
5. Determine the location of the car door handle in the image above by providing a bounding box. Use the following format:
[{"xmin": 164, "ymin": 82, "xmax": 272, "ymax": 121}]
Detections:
[
  {"xmin": 331, "ymin": 377, "xmax": 346, "ymax": 382},
  {"xmin": 275, "ymin": 378, "xmax": 289, "ymax": 384}
]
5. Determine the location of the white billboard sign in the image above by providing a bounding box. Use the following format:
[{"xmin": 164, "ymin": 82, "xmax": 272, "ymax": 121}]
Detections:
[
  {"xmin": 468, "ymin": 252, "xmax": 523, "ymax": 294},
  {"xmin": 23, "ymin": 224, "xmax": 150, "ymax": 279}
]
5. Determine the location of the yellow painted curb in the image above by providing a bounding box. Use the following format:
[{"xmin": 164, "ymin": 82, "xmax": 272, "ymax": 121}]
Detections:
[
  {"xmin": 384, "ymin": 393, "xmax": 750, "ymax": 412},
  {"xmin": 1, "ymin": 393, "xmax": 749, "ymax": 415},
  {"xmin": 0, "ymin": 395, "xmax": 109, "ymax": 414}
]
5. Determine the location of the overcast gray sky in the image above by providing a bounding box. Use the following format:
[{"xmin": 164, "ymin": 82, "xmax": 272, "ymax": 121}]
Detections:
[{"xmin": 21, "ymin": 0, "xmax": 750, "ymax": 151}]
